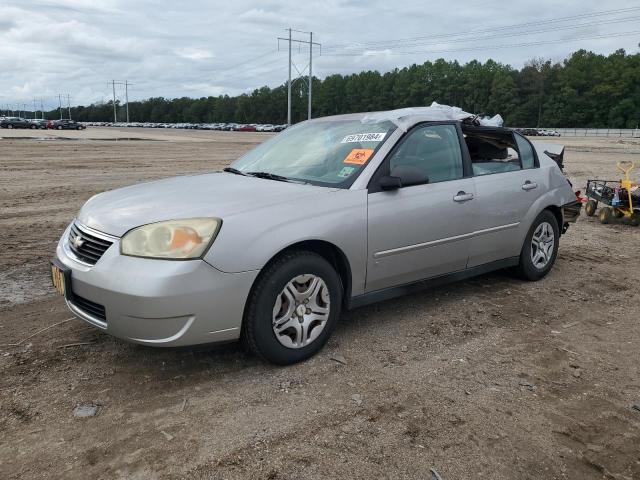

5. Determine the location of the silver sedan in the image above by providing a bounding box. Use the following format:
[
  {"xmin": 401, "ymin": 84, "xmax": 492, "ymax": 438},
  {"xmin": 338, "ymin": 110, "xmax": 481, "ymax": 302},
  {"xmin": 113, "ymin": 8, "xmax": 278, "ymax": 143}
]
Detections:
[{"xmin": 52, "ymin": 110, "xmax": 580, "ymax": 364}]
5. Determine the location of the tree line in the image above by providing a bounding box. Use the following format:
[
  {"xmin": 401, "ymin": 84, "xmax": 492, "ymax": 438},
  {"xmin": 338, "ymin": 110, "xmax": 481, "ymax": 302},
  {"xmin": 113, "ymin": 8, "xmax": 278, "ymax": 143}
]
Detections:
[{"xmin": 46, "ymin": 48, "xmax": 640, "ymax": 128}]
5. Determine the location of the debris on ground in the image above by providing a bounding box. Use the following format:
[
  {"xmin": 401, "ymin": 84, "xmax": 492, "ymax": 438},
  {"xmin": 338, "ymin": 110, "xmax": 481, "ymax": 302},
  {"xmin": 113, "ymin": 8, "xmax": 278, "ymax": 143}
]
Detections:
[
  {"xmin": 330, "ymin": 354, "xmax": 348, "ymax": 365},
  {"xmin": 351, "ymin": 394, "xmax": 363, "ymax": 406},
  {"xmin": 73, "ymin": 404, "xmax": 100, "ymax": 418}
]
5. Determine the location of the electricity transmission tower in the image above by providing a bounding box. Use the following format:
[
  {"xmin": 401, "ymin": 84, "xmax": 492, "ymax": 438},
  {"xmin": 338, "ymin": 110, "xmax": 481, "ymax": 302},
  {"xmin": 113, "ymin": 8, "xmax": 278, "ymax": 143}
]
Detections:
[
  {"xmin": 110, "ymin": 80, "xmax": 133, "ymax": 123},
  {"xmin": 278, "ymin": 28, "xmax": 321, "ymax": 125}
]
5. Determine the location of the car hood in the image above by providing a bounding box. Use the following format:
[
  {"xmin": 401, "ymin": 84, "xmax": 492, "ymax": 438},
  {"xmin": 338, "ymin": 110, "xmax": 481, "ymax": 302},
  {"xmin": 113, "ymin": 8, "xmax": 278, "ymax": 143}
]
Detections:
[{"xmin": 77, "ymin": 172, "xmax": 336, "ymax": 237}]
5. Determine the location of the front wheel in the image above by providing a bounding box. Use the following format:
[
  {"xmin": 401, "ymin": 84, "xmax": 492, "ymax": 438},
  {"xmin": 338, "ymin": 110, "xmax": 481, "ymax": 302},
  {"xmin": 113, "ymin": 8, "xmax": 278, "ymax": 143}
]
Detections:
[
  {"xmin": 242, "ymin": 251, "xmax": 342, "ymax": 365},
  {"xmin": 515, "ymin": 210, "xmax": 559, "ymax": 281}
]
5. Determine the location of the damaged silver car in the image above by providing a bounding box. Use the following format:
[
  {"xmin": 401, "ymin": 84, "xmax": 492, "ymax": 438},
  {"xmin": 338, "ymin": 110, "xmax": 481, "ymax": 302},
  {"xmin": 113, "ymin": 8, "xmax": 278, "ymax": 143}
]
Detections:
[{"xmin": 52, "ymin": 105, "xmax": 581, "ymax": 364}]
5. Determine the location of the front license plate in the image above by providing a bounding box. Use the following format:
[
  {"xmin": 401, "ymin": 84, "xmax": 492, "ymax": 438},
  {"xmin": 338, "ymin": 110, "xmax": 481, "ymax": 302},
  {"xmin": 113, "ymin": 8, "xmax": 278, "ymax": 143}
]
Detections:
[{"xmin": 51, "ymin": 263, "xmax": 67, "ymax": 296}]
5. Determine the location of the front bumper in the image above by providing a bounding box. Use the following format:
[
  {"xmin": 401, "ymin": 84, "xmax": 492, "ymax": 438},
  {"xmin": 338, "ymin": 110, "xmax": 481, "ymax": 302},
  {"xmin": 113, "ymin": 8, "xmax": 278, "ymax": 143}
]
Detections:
[{"xmin": 55, "ymin": 223, "xmax": 258, "ymax": 347}]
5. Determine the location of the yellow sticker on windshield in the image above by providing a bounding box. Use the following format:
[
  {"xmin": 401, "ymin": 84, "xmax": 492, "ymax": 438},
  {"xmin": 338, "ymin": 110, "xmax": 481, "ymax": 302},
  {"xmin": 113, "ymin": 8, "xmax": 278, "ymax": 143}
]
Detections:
[{"xmin": 344, "ymin": 148, "xmax": 374, "ymax": 165}]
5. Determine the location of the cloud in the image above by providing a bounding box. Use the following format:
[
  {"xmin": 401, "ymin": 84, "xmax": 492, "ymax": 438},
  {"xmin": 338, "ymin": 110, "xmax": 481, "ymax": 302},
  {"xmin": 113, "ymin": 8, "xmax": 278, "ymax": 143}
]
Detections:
[{"xmin": 0, "ymin": 0, "xmax": 638, "ymax": 110}]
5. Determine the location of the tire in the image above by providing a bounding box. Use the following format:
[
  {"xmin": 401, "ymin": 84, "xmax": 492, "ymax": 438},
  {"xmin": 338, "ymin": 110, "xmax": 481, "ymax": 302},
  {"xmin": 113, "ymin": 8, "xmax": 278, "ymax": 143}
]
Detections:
[
  {"xmin": 7, "ymin": 124, "xmax": 13, "ymax": 129},
  {"xmin": 30, "ymin": 125, "xmax": 36, "ymax": 129},
  {"xmin": 515, "ymin": 210, "xmax": 559, "ymax": 281},
  {"xmin": 630, "ymin": 215, "xmax": 640, "ymax": 227},
  {"xmin": 57, "ymin": 125, "xmax": 62, "ymax": 130},
  {"xmin": 242, "ymin": 250, "xmax": 342, "ymax": 365},
  {"xmin": 584, "ymin": 200, "xmax": 597, "ymax": 216},
  {"xmin": 598, "ymin": 207, "xmax": 612, "ymax": 224},
  {"xmin": 77, "ymin": 126, "xmax": 82, "ymax": 130}
]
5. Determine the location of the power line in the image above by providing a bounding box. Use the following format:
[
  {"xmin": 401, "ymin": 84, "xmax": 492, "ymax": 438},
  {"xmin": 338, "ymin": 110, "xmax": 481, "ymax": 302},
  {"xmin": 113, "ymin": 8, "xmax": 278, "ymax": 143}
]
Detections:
[
  {"xmin": 325, "ymin": 15, "xmax": 640, "ymax": 53},
  {"xmin": 323, "ymin": 6, "xmax": 640, "ymax": 51},
  {"xmin": 322, "ymin": 29, "xmax": 640, "ymax": 57}
]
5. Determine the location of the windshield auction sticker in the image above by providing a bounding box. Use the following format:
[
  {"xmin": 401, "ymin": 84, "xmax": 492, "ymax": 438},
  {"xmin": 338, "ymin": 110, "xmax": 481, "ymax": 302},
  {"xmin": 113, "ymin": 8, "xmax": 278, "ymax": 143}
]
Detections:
[
  {"xmin": 340, "ymin": 132, "xmax": 386, "ymax": 143},
  {"xmin": 344, "ymin": 148, "xmax": 374, "ymax": 165}
]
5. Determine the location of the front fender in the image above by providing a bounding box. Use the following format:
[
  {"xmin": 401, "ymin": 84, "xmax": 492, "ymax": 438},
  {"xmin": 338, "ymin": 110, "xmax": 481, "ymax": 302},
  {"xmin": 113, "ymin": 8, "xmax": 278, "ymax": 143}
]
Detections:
[{"xmin": 204, "ymin": 189, "xmax": 369, "ymax": 296}]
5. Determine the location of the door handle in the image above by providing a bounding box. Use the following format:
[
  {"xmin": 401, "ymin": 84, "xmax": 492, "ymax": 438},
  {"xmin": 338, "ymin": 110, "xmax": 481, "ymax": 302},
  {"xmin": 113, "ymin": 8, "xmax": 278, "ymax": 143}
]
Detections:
[
  {"xmin": 522, "ymin": 181, "xmax": 538, "ymax": 191},
  {"xmin": 453, "ymin": 191, "xmax": 474, "ymax": 202}
]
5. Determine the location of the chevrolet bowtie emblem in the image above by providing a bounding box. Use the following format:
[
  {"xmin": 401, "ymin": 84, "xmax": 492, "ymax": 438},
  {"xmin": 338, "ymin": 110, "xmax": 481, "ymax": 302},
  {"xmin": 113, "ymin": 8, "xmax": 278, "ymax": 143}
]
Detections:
[{"xmin": 72, "ymin": 235, "xmax": 84, "ymax": 248}]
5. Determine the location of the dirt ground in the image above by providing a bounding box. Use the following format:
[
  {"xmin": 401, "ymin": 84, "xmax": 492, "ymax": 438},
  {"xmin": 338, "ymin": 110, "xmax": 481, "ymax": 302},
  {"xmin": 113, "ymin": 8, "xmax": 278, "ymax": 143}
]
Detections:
[{"xmin": 1, "ymin": 128, "xmax": 639, "ymax": 480}]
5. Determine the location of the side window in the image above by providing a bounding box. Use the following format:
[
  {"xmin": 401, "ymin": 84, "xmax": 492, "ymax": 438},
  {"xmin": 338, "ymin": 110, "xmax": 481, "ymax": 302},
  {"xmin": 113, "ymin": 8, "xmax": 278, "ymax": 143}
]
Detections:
[
  {"xmin": 464, "ymin": 130, "xmax": 521, "ymax": 176},
  {"xmin": 388, "ymin": 124, "xmax": 463, "ymax": 184},
  {"xmin": 515, "ymin": 134, "xmax": 536, "ymax": 169}
]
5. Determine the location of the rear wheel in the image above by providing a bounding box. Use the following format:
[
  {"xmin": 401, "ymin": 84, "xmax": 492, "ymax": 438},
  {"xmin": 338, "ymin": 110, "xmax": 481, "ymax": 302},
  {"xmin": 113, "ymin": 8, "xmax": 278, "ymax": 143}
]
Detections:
[
  {"xmin": 56, "ymin": 125, "xmax": 62, "ymax": 130},
  {"xmin": 242, "ymin": 250, "xmax": 342, "ymax": 365},
  {"xmin": 30, "ymin": 125, "xmax": 36, "ymax": 129},
  {"xmin": 584, "ymin": 200, "xmax": 597, "ymax": 216},
  {"xmin": 515, "ymin": 210, "xmax": 559, "ymax": 281},
  {"xmin": 7, "ymin": 124, "xmax": 13, "ymax": 129},
  {"xmin": 598, "ymin": 207, "xmax": 613, "ymax": 224}
]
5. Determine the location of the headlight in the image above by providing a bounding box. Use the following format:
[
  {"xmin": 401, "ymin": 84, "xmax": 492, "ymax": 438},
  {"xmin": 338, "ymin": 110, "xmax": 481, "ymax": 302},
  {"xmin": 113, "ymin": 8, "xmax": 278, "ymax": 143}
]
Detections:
[{"xmin": 120, "ymin": 218, "xmax": 222, "ymax": 259}]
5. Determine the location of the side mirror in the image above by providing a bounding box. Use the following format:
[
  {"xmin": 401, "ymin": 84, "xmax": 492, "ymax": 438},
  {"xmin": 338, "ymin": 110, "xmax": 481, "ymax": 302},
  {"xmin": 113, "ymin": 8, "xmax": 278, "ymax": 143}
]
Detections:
[
  {"xmin": 380, "ymin": 165, "xmax": 428, "ymax": 190},
  {"xmin": 379, "ymin": 175, "xmax": 403, "ymax": 190}
]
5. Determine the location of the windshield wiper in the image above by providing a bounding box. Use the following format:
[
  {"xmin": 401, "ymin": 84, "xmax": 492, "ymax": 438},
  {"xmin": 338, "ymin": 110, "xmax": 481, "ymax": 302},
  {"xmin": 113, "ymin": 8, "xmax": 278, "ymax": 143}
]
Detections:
[
  {"xmin": 245, "ymin": 171, "xmax": 291, "ymax": 182},
  {"xmin": 222, "ymin": 167, "xmax": 248, "ymax": 176}
]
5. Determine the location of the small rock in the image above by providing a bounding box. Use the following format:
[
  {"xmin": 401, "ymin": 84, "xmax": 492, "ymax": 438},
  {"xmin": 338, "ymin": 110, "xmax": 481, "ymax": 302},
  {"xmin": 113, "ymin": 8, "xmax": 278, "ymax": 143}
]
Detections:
[
  {"xmin": 401, "ymin": 345, "xmax": 408, "ymax": 352},
  {"xmin": 73, "ymin": 404, "xmax": 99, "ymax": 418},
  {"xmin": 351, "ymin": 394, "xmax": 363, "ymax": 406},
  {"xmin": 572, "ymin": 369, "xmax": 582, "ymax": 378},
  {"xmin": 161, "ymin": 430, "xmax": 174, "ymax": 441},
  {"xmin": 330, "ymin": 354, "xmax": 347, "ymax": 365},
  {"xmin": 631, "ymin": 404, "xmax": 640, "ymax": 413}
]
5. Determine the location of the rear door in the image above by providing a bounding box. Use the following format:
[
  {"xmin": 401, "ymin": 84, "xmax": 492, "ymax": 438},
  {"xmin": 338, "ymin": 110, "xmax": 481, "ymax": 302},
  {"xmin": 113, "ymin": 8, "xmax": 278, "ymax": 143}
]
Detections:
[
  {"xmin": 464, "ymin": 128, "xmax": 545, "ymax": 267},
  {"xmin": 366, "ymin": 123, "xmax": 476, "ymax": 292}
]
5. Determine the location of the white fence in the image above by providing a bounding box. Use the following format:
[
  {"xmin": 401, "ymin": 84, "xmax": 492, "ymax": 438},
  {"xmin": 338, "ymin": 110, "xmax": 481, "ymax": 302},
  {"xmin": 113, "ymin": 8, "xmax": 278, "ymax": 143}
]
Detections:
[{"xmin": 544, "ymin": 128, "xmax": 639, "ymax": 137}]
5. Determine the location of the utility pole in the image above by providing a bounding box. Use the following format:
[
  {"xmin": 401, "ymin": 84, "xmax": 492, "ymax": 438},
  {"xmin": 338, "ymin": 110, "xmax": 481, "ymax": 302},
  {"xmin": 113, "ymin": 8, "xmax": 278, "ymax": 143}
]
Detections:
[
  {"xmin": 111, "ymin": 80, "xmax": 132, "ymax": 123},
  {"xmin": 112, "ymin": 80, "xmax": 117, "ymax": 123},
  {"xmin": 125, "ymin": 80, "xmax": 130, "ymax": 123},
  {"xmin": 23, "ymin": 104, "xmax": 27, "ymax": 119},
  {"xmin": 287, "ymin": 28, "xmax": 292, "ymax": 126},
  {"xmin": 308, "ymin": 32, "xmax": 313, "ymax": 120},
  {"xmin": 67, "ymin": 94, "xmax": 71, "ymax": 120},
  {"xmin": 33, "ymin": 99, "xmax": 37, "ymax": 119},
  {"xmin": 278, "ymin": 29, "xmax": 320, "ymax": 126},
  {"xmin": 58, "ymin": 94, "xmax": 62, "ymax": 120},
  {"xmin": 40, "ymin": 99, "xmax": 44, "ymax": 120}
]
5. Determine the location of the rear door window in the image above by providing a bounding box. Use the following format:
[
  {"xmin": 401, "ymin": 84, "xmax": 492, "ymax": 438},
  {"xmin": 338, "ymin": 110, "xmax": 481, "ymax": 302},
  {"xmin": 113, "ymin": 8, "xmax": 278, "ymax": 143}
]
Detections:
[
  {"xmin": 515, "ymin": 134, "xmax": 536, "ymax": 169},
  {"xmin": 463, "ymin": 129, "xmax": 522, "ymax": 176}
]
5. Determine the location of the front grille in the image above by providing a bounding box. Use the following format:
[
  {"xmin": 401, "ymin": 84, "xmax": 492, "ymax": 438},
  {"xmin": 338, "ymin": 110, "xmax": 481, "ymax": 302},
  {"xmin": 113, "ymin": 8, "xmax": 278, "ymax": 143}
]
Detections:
[
  {"xmin": 68, "ymin": 222, "xmax": 113, "ymax": 265},
  {"xmin": 71, "ymin": 294, "xmax": 107, "ymax": 322}
]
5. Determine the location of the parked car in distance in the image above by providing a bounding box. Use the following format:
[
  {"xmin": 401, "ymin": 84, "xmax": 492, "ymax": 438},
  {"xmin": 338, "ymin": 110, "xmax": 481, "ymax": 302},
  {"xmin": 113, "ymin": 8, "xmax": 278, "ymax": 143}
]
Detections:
[
  {"xmin": 0, "ymin": 117, "xmax": 31, "ymax": 129},
  {"xmin": 49, "ymin": 119, "xmax": 86, "ymax": 130},
  {"xmin": 52, "ymin": 107, "xmax": 580, "ymax": 365},
  {"xmin": 29, "ymin": 119, "xmax": 48, "ymax": 129}
]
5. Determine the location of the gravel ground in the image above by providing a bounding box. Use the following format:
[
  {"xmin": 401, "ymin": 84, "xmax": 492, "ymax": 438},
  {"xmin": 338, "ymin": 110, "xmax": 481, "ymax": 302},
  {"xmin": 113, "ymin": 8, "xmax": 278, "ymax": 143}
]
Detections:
[{"xmin": 1, "ymin": 128, "xmax": 639, "ymax": 480}]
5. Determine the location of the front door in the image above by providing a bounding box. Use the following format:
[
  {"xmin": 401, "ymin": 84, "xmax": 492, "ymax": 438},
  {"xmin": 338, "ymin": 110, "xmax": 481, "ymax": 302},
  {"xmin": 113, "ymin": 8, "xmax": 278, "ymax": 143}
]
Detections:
[{"xmin": 366, "ymin": 123, "xmax": 476, "ymax": 292}]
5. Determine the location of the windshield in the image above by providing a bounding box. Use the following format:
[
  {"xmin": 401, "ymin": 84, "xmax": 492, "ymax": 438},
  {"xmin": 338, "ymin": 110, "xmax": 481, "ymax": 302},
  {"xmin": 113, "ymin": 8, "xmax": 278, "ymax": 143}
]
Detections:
[{"xmin": 230, "ymin": 118, "xmax": 395, "ymax": 187}]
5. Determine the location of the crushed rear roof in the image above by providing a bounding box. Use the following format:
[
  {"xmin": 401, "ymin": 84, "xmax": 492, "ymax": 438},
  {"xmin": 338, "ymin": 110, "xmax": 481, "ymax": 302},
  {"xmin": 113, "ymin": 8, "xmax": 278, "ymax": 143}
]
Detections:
[{"xmin": 361, "ymin": 102, "xmax": 503, "ymax": 131}]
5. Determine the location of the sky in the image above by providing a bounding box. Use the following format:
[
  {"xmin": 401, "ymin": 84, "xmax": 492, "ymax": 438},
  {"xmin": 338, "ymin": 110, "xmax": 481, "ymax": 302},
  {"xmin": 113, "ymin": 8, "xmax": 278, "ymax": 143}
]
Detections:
[{"xmin": 0, "ymin": 0, "xmax": 639, "ymax": 111}]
